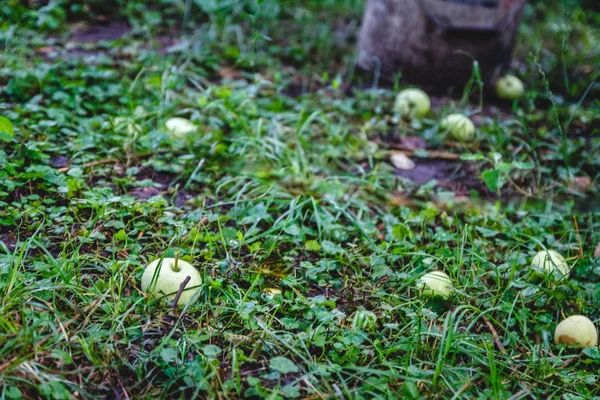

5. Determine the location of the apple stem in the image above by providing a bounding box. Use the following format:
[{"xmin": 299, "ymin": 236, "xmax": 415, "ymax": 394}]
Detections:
[{"xmin": 173, "ymin": 251, "xmax": 180, "ymax": 272}]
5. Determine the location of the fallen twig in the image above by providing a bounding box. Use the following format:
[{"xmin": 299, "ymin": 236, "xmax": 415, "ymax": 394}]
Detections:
[
  {"xmin": 455, "ymin": 380, "xmax": 473, "ymax": 397},
  {"xmin": 507, "ymin": 178, "xmax": 533, "ymax": 197},
  {"xmin": 483, "ymin": 316, "xmax": 506, "ymax": 354},
  {"xmin": 171, "ymin": 276, "xmax": 191, "ymax": 310},
  {"xmin": 58, "ymin": 158, "xmax": 118, "ymax": 173}
]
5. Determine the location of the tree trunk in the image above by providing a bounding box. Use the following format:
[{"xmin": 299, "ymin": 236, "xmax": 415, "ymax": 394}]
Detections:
[{"xmin": 357, "ymin": 0, "xmax": 526, "ymax": 88}]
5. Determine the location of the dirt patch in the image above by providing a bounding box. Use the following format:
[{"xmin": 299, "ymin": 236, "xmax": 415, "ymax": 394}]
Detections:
[
  {"xmin": 129, "ymin": 187, "xmax": 162, "ymax": 200},
  {"xmin": 70, "ymin": 20, "xmax": 130, "ymax": 43},
  {"xmin": 174, "ymin": 191, "xmax": 190, "ymax": 207},
  {"xmin": 39, "ymin": 26, "xmax": 180, "ymax": 61},
  {"xmin": 394, "ymin": 158, "xmax": 487, "ymax": 196},
  {"xmin": 154, "ymin": 36, "xmax": 182, "ymax": 55},
  {"xmin": 126, "ymin": 167, "xmax": 195, "ymax": 206},
  {"xmin": 394, "ymin": 159, "xmax": 458, "ymax": 185},
  {"xmin": 49, "ymin": 155, "xmax": 70, "ymax": 169},
  {"xmin": 133, "ymin": 167, "xmax": 178, "ymax": 188},
  {"xmin": 0, "ymin": 231, "xmax": 16, "ymax": 251}
]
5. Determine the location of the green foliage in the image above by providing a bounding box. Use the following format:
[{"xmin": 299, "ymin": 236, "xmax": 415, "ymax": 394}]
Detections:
[
  {"xmin": 0, "ymin": 116, "xmax": 14, "ymax": 142},
  {"xmin": 0, "ymin": 0, "xmax": 599, "ymax": 399}
]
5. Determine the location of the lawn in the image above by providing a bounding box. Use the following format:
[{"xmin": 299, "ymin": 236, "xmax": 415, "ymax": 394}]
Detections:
[{"xmin": 1, "ymin": 0, "xmax": 599, "ymax": 398}]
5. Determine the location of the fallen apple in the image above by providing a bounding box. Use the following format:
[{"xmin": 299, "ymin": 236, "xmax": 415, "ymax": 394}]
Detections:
[
  {"xmin": 114, "ymin": 117, "xmax": 141, "ymax": 136},
  {"xmin": 262, "ymin": 288, "xmax": 282, "ymax": 300},
  {"xmin": 141, "ymin": 254, "xmax": 202, "ymax": 306},
  {"xmin": 394, "ymin": 88, "xmax": 431, "ymax": 119},
  {"xmin": 417, "ymin": 271, "xmax": 453, "ymax": 299},
  {"xmin": 531, "ymin": 249, "xmax": 571, "ymax": 276},
  {"xmin": 351, "ymin": 309, "xmax": 378, "ymax": 331},
  {"xmin": 495, "ymin": 74, "xmax": 524, "ymax": 100},
  {"xmin": 165, "ymin": 117, "xmax": 197, "ymax": 138},
  {"xmin": 554, "ymin": 315, "xmax": 598, "ymax": 348},
  {"xmin": 440, "ymin": 114, "xmax": 475, "ymax": 142}
]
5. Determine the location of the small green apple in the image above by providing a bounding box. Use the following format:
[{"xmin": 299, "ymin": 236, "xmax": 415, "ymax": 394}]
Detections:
[
  {"xmin": 531, "ymin": 249, "xmax": 570, "ymax": 276},
  {"xmin": 554, "ymin": 315, "xmax": 598, "ymax": 348},
  {"xmin": 394, "ymin": 88, "xmax": 431, "ymax": 119},
  {"xmin": 495, "ymin": 75, "xmax": 524, "ymax": 100},
  {"xmin": 417, "ymin": 271, "xmax": 453, "ymax": 299},
  {"xmin": 114, "ymin": 117, "xmax": 141, "ymax": 136},
  {"xmin": 440, "ymin": 114, "xmax": 475, "ymax": 142},
  {"xmin": 165, "ymin": 117, "xmax": 197, "ymax": 138},
  {"xmin": 134, "ymin": 105, "xmax": 146, "ymax": 118},
  {"xmin": 351, "ymin": 309, "xmax": 378, "ymax": 331},
  {"xmin": 141, "ymin": 256, "xmax": 202, "ymax": 306}
]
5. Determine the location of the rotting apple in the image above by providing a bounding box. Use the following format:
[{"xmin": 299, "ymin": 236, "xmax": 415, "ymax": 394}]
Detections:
[{"xmin": 554, "ymin": 315, "xmax": 598, "ymax": 349}]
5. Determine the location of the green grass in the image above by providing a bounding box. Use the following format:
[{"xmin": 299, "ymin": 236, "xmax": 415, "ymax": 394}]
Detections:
[{"xmin": 1, "ymin": 0, "xmax": 600, "ymax": 398}]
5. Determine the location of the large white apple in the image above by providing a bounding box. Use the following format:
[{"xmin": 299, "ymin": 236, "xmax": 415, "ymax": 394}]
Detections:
[
  {"xmin": 394, "ymin": 88, "xmax": 431, "ymax": 119},
  {"xmin": 554, "ymin": 315, "xmax": 598, "ymax": 348},
  {"xmin": 165, "ymin": 117, "xmax": 197, "ymax": 138},
  {"xmin": 495, "ymin": 75, "xmax": 524, "ymax": 100},
  {"xmin": 440, "ymin": 114, "xmax": 475, "ymax": 142},
  {"xmin": 417, "ymin": 271, "xmax": 453, "ymax": 299},
  {"xmin": 141, "ymin": 256, "xmax": 202, "ymax": 306},
  {"xmin": 531, "ymin": 249, "xmax": 570, "ymax": 276}
]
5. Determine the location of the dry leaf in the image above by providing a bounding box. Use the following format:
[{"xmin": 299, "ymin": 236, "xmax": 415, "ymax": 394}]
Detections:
[
  {"xmin": 567, "ymin": 176, "xmax": 591, "ymax": 192},
  {"xmin": 391, "ymin": 152, "xmax": 416, "ymax": 170}
]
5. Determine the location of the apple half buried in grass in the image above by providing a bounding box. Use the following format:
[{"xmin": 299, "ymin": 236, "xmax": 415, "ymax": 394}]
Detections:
[
  {"xmin": 394, "ymin": 88, "xmax": 431, "ymax": 119},
  {"xmin": 141, "ymin": 257, "xmax": 202, "ymax": 306},
  {"xmin": 495, "ymin": 75, "xmax": 524, "ymax": 100},
  {"xmin": 262, "ymin": 288, "xmax": 282, "ymax": 300},
  {"xmin": 440, "ymin": 114, "xmax": 475, "ymax": 142},
  {"xmin": 417, "ymin": 271, "xmax": 453, "ymax": 299},
  {"xmin": 531, "ymin": 249, "xmax": 571, "ymax": 276},
  {"xmin": 114, "ymin": 117, "xmax": 141, "ymax": 136},
  {"xmin": 351, "ymin": 309, "xmax": 378, "ymax": 331},
  {"xmin": 165, "ymin": 117, "xmax": 197, "ymax": 139},
  {"xmin": 554, "ymin": 315, "xmax": 598, "ymax": 349}
]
